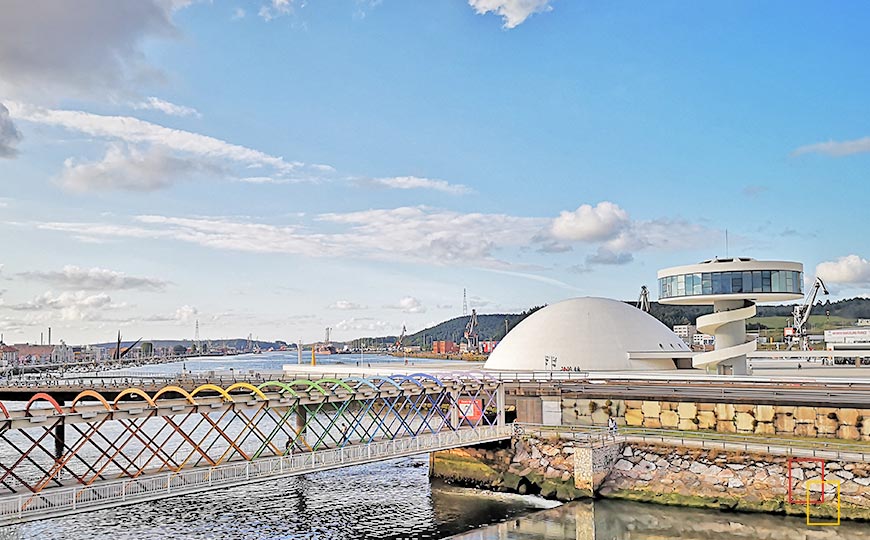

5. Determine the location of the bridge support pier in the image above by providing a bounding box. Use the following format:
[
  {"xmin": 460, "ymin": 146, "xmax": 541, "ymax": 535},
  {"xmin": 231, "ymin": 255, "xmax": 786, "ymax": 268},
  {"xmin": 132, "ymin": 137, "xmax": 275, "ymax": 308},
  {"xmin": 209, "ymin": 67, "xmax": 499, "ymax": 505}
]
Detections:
[{"xmin": 53, "ymin": 420, "xmax": 65, "ymax": 461}]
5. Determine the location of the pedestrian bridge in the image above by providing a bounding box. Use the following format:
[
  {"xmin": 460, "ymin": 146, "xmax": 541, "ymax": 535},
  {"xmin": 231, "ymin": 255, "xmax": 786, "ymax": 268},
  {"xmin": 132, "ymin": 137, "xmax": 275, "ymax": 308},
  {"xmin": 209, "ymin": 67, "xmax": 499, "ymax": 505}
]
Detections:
[{"xmin": 0, "ymin": 373, "xmax": 508, "ymax": 525}]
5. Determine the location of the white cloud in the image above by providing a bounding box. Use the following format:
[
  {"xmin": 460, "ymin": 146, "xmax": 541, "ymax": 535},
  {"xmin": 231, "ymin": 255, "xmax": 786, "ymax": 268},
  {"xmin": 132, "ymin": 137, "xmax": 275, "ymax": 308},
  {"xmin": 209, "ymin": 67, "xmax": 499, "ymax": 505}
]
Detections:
[
  {"xmin": 468, "ymin": 0, "xmax": 553, "ymax": 29},
  {"xmin": 386, "ymin": 296, "xmax": 426, "ymax": 314},
  {"xmin": 58, "ymin": 145, "xmax": 222, "ymax": 192},
  {"xmin": 132, "ymin": 97, "xmax": 201, "ymax": 118},
  {"xmin": 232, "ymin": 8, "xmax": 246, "ymax": 20},
  {"xmin": 551, "ymin": 202, "xmax": 630, "ymax": 242},
  {"xmin": 0, "ymin": 103, "xmax": 22, "ymax": 158},
  {"xmin": 143, "ymin": 304, "xmax": 199, "ymax": 324},
  {"xmin": 334, "ymin": 318, "xmax": 394, "ymax": 332},
  {"xmin": 793, "ymin": 137, "xmax": 870, "ymax": 157},
  {"xmin": 7, "ymin": 102, "xmax": 300, "ymax": 172},
  {"xmin": 328, "ymin": 300, "xmax": 367, "ymax": 310},
  {"xmin": 18, "ymin": 265, "xmax": 169, "ymax": 291},
  {"xmin": 4, "ymin": 290, "xmax": 122, "ymax": 321},
  {"xmin": 259, "ymin": 0, "xmax": 295, "ymax": 21},
  {"xmin": 368, "ymin": 176, "xmax": 472, "ymax": 195},
  {"xmin": 0, "ymin": 1, "xmax": 180, "ymax": 101},
  {"xmin": 816, "ymin": 255, "xmax": 870, "ymax": 286}
]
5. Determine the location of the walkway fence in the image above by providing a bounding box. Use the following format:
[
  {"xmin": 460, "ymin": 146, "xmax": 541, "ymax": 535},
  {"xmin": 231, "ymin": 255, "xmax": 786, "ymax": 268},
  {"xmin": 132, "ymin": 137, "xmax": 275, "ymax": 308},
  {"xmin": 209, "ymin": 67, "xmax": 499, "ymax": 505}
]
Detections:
[{"xmin": 0, "ymin": 425, "xmax": 511, "ymax": 525}]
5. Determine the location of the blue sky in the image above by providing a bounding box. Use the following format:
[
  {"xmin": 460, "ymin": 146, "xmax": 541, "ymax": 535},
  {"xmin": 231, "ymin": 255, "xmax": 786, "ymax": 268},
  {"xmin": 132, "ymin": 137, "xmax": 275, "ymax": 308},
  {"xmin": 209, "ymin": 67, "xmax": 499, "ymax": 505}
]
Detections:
[{"xmin": 1, "ymin": 0, "xmax": 869, "ymax": 344}]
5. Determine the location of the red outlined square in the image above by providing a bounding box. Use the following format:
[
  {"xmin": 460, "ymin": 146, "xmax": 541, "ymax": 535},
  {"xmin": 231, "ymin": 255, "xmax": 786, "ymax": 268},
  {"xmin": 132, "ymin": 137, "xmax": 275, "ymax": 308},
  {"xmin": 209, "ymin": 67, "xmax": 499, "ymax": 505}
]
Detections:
[{"xmin": 787, "ymin": 457, "xmax": 825, "ymax": 504}]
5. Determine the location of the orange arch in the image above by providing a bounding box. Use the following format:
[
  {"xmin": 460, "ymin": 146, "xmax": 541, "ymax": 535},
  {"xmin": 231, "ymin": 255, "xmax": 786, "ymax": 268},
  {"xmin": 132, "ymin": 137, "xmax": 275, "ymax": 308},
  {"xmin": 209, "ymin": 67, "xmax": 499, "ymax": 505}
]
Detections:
[
  {"xmin": 71, "ymin": 390, "xmax": 112, "ymax": 412},
  {"xmin": 113, "ymin": 388, "xmax": 157, "ymax": 408},
  {"xmin": 25, "ymin": 393, "xmax": 64, "ymax": 415},
  {"xmin": 190, "ymin": 384, "xmax": 234, "ymax": 402},
  {"xmin": 225, "ymin": 382, "xmax": 268, "ymax": 400},
  {"xmin": 0, "ymin": 402, "xmax": 8, "ymax": 418},
  {"xmin": 153, "ymin": 385, "xmax": 196, "ymax": 404}
]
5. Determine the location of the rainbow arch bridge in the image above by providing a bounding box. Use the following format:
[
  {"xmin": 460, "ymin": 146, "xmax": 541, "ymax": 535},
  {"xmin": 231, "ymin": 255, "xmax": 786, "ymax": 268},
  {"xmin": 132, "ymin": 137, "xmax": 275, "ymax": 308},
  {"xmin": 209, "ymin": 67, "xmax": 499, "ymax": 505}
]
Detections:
[{"xmin": 0, "ymin": 373, "xmax": 509, "ymax": 525}]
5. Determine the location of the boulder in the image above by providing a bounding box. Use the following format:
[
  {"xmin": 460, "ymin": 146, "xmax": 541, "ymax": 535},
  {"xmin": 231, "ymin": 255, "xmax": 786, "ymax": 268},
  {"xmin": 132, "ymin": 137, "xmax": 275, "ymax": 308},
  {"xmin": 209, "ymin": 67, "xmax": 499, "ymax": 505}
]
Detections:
[
  {"xmin": 697, "ymin": 411, "xmax": 716, "ymax": 429},
  {"xmin": 794, "ymin": 423, "xmax": 817, "ymax": 437},
  {"xmin": 816, "ymin": 414, "xmax": 839, "ymax": 435},
  {"xmin": 795, "ymin": 407, "xmax": 816, "ymax": 423},
  {"xmin": 678, "ymin": 419, "xmax": 699, "ymax": 431},
  {"xmin": 677, "ymin": 402, "xmax": 697, "ymax": 419},
  {"xmin": 614, "ymin": 459, "xmax": 633, "ymax": 471},
  {"xmin": 774, "ymin": 413, "xmax": 795, "ymax": 433},
  {"xmin": 755, "ymin": 422, "xmax": 775, "ymax": 435},
  {"xmin": 838, "ymin": 408, "xmax": 860, "ymax": 426},
  {"xmin": 643, "ymin": 417, "xmax": 662, "ymax": 429},
  {"xmin": 735, "ymin": 412, "xmax": 755, "ymax": 432},
  {"xmin": 717, "ymin": 420, "xmax": 736, "ymax": 433},
  {"xmin": 641, "ymin": 401, "xmax": 662, "ymax": 417},
  {"xmin": 660, "ymin": 411, "xmax": 680, "ymax": 428},
  {"xmin": 625, "ymin": 409, "xmax": 644, "ymax": 427},
  {"xmin": 715, "ymin": 403, "xmax": 735, "ymax": 420},
  {"xmin": 838, "ymin": 425, "xmax": 860, "ymax": 440},
  {"xmin": 755, "ymin": 405, "xmax": 775, "ymax": 422}
]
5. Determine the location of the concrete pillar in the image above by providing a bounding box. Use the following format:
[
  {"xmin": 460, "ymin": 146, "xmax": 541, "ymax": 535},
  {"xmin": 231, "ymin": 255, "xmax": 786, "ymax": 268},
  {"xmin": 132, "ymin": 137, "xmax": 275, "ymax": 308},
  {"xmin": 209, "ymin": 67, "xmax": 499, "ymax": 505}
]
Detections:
[
  {"xmin": 496, "ymin": 384, "xmax": 506, "ymax": 426},
  {"xmin": 54, "ymin": 420, "xmax": 65, "ymax": 461},
  {"xmin": 541, "ymin": 395, "xmax": 562, "ymax": 426}
]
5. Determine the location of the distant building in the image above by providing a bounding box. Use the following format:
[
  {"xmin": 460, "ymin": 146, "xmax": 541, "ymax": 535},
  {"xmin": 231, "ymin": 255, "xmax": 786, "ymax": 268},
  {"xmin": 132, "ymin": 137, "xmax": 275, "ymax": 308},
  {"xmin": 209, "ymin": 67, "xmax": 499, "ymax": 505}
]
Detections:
[
  {"xmin": 480, "ymin": 340, "xmax": 499, "ymax": 354},
  {"xmin": 432, "ymin": 341, "xmax": 459, "ymax": 354},
  {"xmin": 824, "ymin": 327, "xmax": 870, "ymax": 348},
  {"xmin": 857, "ymin": 319, "xmax": 870, "ymax": 327},
  {"xmin": 14, "ymin": 342, "xmax": 74, "ymax": 364},
  {"xmin": 692, "ymin": 333, "xmax": 715, "ymax": 347},
  {"xmin": 673, "ymin": 324, "xmax": 697, "ymax": 344},
  {"xmin": 0, "ymin": 345, "xmax": 18, "ymax": 366}
]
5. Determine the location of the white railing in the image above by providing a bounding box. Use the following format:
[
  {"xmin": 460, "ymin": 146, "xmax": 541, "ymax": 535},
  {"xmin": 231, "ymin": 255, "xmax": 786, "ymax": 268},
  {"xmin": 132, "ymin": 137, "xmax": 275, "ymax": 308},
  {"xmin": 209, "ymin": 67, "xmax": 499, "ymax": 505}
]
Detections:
[{"xmin": 0, "ymin": 424, "xmax": 512, "ymax": 525}]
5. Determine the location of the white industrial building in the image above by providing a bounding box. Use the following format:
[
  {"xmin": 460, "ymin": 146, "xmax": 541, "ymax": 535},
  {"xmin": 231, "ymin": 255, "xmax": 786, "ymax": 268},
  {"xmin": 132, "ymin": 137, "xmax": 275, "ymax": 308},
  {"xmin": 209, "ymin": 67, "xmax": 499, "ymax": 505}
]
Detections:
[
  {"xmin": 825, "ymin": 327, "xmax": 870, "ymax": 348},
  {"xmin": 484, "ymin": 297, "xmax": 692, "ymax": 372}
]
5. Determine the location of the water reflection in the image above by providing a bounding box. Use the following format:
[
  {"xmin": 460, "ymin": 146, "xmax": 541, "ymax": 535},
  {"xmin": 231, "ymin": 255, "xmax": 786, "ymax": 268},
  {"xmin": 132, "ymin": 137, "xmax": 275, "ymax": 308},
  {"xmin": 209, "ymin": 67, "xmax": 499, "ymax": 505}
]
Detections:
[{"xmin": 448, "ymin": 499, "xmax": 870, "ymax": 540}]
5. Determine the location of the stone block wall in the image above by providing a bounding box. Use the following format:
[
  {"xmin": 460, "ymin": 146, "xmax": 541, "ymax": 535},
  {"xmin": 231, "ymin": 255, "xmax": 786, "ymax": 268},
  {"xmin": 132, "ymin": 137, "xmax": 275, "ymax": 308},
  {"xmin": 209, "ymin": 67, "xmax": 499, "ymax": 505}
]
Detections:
[
  {"xmin": 601, "ymin": 441, "xmax": 870, "ymax": 520},
  {"xmin": 562, "ymin": 397, "xmax": 870, "ymax": 440}
]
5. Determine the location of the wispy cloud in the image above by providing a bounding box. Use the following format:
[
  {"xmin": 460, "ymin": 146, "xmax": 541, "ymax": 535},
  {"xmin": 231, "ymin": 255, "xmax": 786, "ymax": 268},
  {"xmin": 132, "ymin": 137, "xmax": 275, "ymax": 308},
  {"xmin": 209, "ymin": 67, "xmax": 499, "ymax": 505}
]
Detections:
[
  {"xmin": 18, "ymin": 265, "xmax": 169, "ymax": 291},
  {"xmin": 384, "ymin": 296, "xmax": 426, "ymax": 313},
  {"xmin": 367, "ymin": 176, "xmax": 472, "ymax": 195},
  {"xmin": 132, "ymin": 97, "xmax": 201, "ymax": 118},
  {"xmin": 0, "ymin": 103, "xmax": 22, "ymax": 158},
  {"xmin": 793, "ymin": 137, "xmax": 870, "ymax": 157},
  {"xmin": 328, "ymin": 300, "xmax": 367, "ymax": 310}
]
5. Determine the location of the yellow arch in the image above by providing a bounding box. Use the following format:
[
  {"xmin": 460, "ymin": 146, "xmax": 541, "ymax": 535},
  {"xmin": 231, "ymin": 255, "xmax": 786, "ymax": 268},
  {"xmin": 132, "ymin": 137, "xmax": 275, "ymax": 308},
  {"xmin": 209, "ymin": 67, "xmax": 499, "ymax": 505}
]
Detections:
[
  {"xmin": 71, "ymin": 390, "xmax": 112, "ymax": 412},
  {"xmin": 113, "ymin": 388, "xmax": 157, "ymax": 408},
  {"xmin": 190, "ymin": 384, "xmax": 235, "ymax": 402},
  {"xmin": 153, "ymin": 385, "xmax": 196, "ymax": 404},
  {"xmin": 225, "ymin": 382, "xmax": 268, "ymax": 400}
]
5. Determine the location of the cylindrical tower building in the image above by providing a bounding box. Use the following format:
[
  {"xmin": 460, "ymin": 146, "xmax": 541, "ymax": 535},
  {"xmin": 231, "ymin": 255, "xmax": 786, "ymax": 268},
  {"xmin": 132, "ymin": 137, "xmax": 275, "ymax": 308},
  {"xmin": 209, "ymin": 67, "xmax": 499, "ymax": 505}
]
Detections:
[{"xmin": 657, "ymin": 258, "xmax": 804, "ymax": 375}]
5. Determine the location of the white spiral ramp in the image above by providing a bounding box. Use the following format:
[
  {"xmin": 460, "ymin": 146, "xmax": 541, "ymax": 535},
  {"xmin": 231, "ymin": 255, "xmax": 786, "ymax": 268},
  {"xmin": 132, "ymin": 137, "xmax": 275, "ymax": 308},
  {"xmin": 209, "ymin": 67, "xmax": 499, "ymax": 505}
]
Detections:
[{"xmin": 693, "ymin": 300, "xmax": 757, "ymax": 374}]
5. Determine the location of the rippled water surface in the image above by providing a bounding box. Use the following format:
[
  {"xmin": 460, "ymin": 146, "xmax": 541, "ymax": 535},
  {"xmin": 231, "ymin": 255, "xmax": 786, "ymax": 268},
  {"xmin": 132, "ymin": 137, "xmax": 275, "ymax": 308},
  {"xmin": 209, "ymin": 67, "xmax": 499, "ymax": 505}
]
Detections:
[
  {"xmin": 7, "ymin": 456, "xmax": 552, "ymax": 540},
  {"xmin": 448, "ymin": 498, "xmax": 870, "ymax": 540}
]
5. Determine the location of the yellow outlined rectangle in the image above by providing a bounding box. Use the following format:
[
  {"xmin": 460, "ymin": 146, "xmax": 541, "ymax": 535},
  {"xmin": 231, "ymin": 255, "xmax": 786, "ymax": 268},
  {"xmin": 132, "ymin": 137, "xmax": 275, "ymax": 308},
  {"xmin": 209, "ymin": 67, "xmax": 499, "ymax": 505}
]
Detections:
[{"xmin": 805, "ymin": 478, "xmax": 840, "ymax": 526}]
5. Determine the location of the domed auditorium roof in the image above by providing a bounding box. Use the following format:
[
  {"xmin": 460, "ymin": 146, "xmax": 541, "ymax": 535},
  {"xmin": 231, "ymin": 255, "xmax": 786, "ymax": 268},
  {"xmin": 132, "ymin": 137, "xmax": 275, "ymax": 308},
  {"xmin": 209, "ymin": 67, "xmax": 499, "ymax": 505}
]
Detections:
[{"xmin": 484, "ymin": 297, "xmax": 690, "ymax": 371}]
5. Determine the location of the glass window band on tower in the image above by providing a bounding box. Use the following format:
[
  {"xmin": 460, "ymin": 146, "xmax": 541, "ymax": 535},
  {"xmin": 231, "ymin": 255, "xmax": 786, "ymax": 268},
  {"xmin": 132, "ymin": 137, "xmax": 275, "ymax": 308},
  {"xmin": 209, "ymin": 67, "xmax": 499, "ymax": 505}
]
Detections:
[{"xmin": 659, "ymin": 270, "xmax": 802, "ymax": 299}]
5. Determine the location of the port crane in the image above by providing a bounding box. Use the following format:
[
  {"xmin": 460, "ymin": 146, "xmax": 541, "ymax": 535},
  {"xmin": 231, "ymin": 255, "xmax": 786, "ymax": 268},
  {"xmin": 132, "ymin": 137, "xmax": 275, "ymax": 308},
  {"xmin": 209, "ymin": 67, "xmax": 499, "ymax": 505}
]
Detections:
[
  {"xmin": 394, "ymin": 325, "xmax": 406, "ymax": 351},
  {"xmin": 464, "ymin": 309, "xmax": 479, "ymax": 352},
  {"xmin": 788, "ymin": 277, "xmax": 829, "ymax": 351}
]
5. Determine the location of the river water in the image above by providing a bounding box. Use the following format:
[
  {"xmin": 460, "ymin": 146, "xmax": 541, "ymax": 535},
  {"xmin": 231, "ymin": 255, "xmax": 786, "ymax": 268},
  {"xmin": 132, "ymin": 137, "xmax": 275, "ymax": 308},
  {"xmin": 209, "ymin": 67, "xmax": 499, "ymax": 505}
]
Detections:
[
  {"xmin": 5, "ymin": 353, "xmax": 866, "ymax": 539},
  {"xmin": 5, "ymin": 454, "xmax": 866, "ymax": 540}
]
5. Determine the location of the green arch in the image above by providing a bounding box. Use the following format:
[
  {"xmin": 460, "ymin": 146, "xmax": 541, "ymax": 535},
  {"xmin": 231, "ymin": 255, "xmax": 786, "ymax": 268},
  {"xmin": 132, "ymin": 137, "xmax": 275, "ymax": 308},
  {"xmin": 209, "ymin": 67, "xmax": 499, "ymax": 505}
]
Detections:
[{"xmin": 257, "ymin": 381, "xmax": 299, "ymax": 397}]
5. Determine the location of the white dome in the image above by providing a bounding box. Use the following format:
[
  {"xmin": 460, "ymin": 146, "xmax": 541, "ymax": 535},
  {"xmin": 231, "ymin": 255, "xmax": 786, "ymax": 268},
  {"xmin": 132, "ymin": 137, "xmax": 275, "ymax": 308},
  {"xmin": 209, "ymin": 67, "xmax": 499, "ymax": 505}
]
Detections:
[{"xmin": 484, "ymin": 297, "xmax": 691, "ymax": 371}]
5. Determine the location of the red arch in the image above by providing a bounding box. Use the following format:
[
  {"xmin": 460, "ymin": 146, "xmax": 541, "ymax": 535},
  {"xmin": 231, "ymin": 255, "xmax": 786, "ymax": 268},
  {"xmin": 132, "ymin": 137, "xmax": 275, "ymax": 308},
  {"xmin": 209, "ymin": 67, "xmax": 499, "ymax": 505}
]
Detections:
[{"xmin": 25, "ymin": 393, "xmax": 64, "ymax": 415}]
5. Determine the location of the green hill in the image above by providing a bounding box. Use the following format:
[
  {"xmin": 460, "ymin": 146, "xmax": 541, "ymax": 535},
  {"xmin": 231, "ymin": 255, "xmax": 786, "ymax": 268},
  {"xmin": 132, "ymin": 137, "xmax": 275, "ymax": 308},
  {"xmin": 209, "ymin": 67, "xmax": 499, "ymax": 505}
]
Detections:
[{"xmin": 366, "ymin": 297, "xmax": 870, "ymax": 348}]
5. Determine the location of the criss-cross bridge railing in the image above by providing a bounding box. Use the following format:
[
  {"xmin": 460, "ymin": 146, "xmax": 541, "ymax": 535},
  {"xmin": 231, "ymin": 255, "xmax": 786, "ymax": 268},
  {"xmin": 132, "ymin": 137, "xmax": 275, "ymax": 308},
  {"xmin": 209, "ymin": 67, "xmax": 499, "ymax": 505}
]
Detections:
[{"xmin": 0, "ymin": 372, "xmax": 508, "ymax": 525}]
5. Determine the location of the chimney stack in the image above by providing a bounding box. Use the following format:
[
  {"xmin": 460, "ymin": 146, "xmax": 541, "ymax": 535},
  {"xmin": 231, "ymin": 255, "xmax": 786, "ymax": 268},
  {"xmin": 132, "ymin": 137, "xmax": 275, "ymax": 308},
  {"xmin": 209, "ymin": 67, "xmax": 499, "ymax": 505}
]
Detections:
[{"xmin": 48, "ymin": 327, "xmax": 52, "ymax": 346}]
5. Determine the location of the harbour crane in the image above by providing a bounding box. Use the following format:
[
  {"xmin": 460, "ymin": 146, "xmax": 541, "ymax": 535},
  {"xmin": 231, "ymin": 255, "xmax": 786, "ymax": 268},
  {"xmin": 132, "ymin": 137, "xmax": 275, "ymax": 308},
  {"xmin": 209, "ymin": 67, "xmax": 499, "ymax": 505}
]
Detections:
[
  {"xmin": 464, "ymin": 309, "xmax": 479, "ymax": 352},
  {"xmin": 637, "ymin": 285, "xmax": 651, "ymax": 313},
  {"xmin": 394, "ymin": 325, "xmax": 406, "ymax": 351},
  {"xmin": 789, "ymin": 277, "xmax": 829, "ymax": 351}
]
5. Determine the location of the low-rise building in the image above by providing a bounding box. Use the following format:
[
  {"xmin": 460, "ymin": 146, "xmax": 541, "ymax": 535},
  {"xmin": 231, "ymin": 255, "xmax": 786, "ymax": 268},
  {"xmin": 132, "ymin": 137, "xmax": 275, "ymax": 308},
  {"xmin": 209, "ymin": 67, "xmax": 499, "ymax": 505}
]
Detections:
[
  {"xmin": 0, "ymin": 345, "xmax": 18, "ymax": 366},
  {"xmin": 14, "ymin": 342, "xmax": 75, "ymax": 364},
  {"xmin": 692, "ymin": 333, "xmax": 715, "ymax": 347},
  {"xmin": 673, "ymin": 324, "xmax": 697, "ymax": 344},
  {"xmin": 432, "ymin": 341, "xmax": 459, "ymax": 354},
  {"xmin": 824, "ymin": 327, "xmax": 870, "ymax": 348}
]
